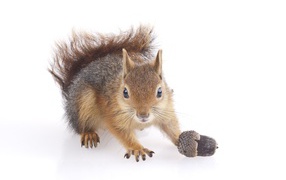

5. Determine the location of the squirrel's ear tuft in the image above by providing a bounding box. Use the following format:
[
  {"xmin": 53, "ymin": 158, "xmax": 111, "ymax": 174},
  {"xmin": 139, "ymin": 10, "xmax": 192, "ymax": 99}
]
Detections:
[
  {"xmin": 122, "ymin": 48, "xmax": 134, "ymax": 78},
  {"xmin": 153, "ymin": 49, "xmax": 162, "ymax": 79}
]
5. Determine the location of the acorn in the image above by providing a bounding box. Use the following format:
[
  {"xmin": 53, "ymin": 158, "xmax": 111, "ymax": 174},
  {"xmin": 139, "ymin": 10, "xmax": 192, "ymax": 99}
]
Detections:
[{"xmin": 178, "ymin": 131, "xmax": 218, "ymax": 157}]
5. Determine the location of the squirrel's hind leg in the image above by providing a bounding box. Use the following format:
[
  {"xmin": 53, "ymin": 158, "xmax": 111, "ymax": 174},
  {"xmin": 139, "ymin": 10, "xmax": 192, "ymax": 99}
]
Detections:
[{"xmin": 76, "ymin": 87, "xmax": 101, "ymax": 148}]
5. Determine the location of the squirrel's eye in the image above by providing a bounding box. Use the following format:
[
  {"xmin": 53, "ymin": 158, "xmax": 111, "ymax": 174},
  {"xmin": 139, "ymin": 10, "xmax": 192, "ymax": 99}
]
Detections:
[
  {"xmin": 157, "ymin": 87, "xmax": 162, "ymax": 98},
  {"xmin": 123, "ymin": 88, "xmax": 129, "ymax": 99}
]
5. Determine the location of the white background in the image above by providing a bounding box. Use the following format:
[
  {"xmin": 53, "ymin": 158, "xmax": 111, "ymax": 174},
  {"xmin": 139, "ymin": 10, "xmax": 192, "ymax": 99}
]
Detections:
[{"xmin": 0, "ymin": 0, "xmax": 285, "ymax": 179}]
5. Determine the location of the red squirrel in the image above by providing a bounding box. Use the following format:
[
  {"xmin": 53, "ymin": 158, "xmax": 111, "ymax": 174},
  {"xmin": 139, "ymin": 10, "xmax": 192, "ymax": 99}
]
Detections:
[{"xmin": 49, "ymin": 26, "xmax": 181, "ymax": 161}]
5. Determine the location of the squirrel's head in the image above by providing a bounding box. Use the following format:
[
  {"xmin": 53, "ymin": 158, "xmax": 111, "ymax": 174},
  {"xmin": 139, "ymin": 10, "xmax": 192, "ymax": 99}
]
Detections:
[{"xmin": 119, "ymin": 49, "xmax": 172, "ymax": 124}]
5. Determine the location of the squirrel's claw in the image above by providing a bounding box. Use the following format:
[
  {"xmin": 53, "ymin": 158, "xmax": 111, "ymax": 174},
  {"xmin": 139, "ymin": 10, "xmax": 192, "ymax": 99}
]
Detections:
[
  {"xmin": 124, "ymin": 151, "xmax": 131, "ymax": 159},
  {"xmin": 124, "ymin": 148, "xmax": 154, "ymax": 162},
  {"xmin": 144, "ymin": 148, "xmax": 155, "ymax": 157},
  {"xmin": 80, "ymin": 132, "xmax": 100, "ymax": 148}
]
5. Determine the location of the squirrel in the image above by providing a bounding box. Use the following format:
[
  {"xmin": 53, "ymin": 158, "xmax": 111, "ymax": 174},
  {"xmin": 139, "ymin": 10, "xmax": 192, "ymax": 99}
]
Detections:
[{"xmin": 49, "ymin": 25, "xmax": 181, "ymax": 162}]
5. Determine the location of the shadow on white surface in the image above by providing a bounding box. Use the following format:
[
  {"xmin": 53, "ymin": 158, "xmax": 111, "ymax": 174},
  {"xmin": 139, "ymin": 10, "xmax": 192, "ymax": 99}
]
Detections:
[{"xmin": 0, "ymin": 120, "xmax": 218, "ymax": 180}]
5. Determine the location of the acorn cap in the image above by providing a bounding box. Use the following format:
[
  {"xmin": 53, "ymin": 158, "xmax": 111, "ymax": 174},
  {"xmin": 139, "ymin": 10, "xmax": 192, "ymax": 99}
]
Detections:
[{"xmin": 178, "ymin": 130, "xmax": 218, "ymax": 157}]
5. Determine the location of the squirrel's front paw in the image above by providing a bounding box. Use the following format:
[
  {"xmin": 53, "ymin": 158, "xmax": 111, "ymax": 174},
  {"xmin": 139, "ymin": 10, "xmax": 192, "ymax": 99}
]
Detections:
[
  {"xmin": 124, "ymin": 148, "xmax": 155, "ymax": 162},
  {"xmin": 81, "ymin": 132, "xmax": 100, "ymax": 148}
]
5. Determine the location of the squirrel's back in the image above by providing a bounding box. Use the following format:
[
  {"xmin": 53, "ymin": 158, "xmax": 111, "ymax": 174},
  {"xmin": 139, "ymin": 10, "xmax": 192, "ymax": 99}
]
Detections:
[{"xmin": 49, "ymin": 25, "xmax": 155, "ymax": 97}]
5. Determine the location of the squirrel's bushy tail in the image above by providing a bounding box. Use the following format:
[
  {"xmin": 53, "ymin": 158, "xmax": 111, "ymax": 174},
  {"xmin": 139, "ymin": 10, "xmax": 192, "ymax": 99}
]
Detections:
[{"xmin": 49, "ymin": 25, "xmax": 155, "ymax": 97}]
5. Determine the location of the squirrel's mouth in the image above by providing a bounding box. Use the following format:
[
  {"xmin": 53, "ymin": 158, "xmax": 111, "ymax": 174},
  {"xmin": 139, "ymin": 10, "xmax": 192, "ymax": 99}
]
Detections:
[
  {"xmin": 135, "ymin": 114, "xmax": 153, "ymax": 123},
  {"xmin": 140, "ymin": 118, "xmax": 149, "ymax": 123},
  {"xmin": 137, "ymin": 117, "xmax": 149, "ymax": 123}
]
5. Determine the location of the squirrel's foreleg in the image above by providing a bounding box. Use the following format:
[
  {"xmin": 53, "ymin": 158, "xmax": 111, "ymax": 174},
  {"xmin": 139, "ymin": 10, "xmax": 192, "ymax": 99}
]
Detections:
[
  {"xmin": 158, "ymin": 116, "xmax": 181, "ymax": 146},
  {"xmin": 106, "ymin": 121, "xmax": 154, "ymax": 162}
]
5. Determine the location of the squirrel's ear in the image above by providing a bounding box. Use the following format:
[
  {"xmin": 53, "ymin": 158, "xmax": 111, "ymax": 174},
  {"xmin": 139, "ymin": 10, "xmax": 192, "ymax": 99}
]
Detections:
[
  {"xmin": 153, "ymin": 49, "xmax": 162, "ymax": 79},
  {"xmin": 122, "ymin": 48, "xmax": 134, "ymax": 78}
]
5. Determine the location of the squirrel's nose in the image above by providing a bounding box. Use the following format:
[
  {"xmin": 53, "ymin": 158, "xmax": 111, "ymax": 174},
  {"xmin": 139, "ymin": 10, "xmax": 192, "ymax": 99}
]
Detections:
[{"xmin": 136, "ymin": 113, "xmax": 150, "ymax": 122}]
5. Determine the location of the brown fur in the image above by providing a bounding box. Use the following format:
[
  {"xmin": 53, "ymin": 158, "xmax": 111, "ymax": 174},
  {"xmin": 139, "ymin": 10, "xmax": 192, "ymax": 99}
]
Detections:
[{"xmin": 49, "ymin": 26, "xmax": 154, "ymax": 95}]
